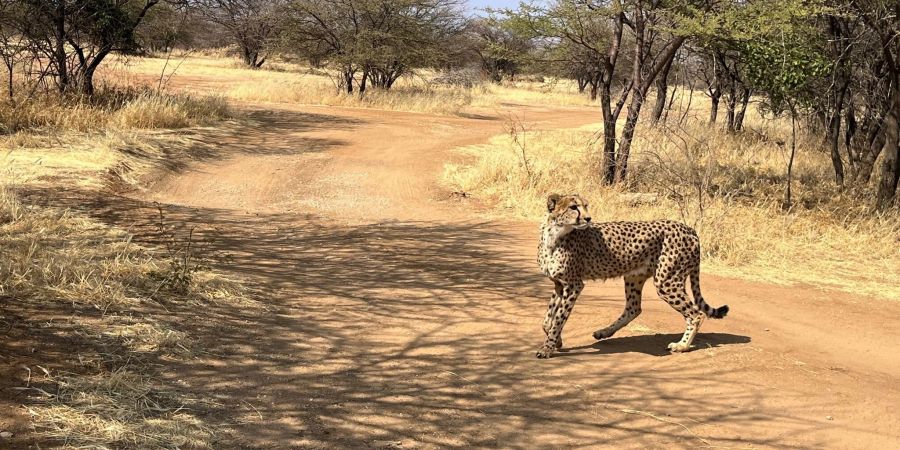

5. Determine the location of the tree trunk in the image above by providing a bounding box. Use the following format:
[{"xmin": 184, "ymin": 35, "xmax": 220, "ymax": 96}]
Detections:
[
  {"xmin": 5, "ymin": 59, "xmax": 12, "ymax": 101},
  {"xmin": 734, "ymin": 87, "xmax": 751, "ymax": 131},
  {"xmin": 77, "ymin": 48, "xmax": 110, "ymax": 96},
  {"xmin": 784, "ymin": 106, "xmax": 797, "ymax": 210},
  {"xmin": 240, "ymin": 42, "xmax": 264, "ymax": 69},
  {"xmin": 613, "ymin": 34, "xmax": 685, "ymax": 183},
  {"xmin": 54, "ymin": 1, "xmax": 68, "ymax": 93},
  {"xmin": 662, "ymin": 80, "xmax": 678, "ymax": 123},
  {"xmin": 81, "ymin": 67, "xmax": 95, "ymax": 96},
  {"xmin": 599, "ymin": 81, "xmax": 617, "ymax": 185},
  {"xmin": 343, "ymin": 69, "xmax": 354, "ymax": 94},
  {"xmin": 614, "ymin": 91, "xmax": 645, "ymax": 183},
  {"xmin": 814, "ymin": 108, "xmax": 829, "ymax": 135},
  {"xmin": 358, "ymin": 70, "xmax": 368, "ymax": 95},
  {"xmin": 827, "ymin": 113, "xmax": 846, "ymax": 186},
  {"xmin": 709, "ymin": 90, "xmax": 721, "ymax": 124},
  {"xmin": 845, "ymin": 102, "xmax": 858, "ymax": 175},
  {"xmin": 650, "ymin": 57, "xmax": 674, "ymax": 125},
  {"xmin": 725, "ymin": 84, "xmax": 737, "ymax": 133},
  {"xmin": 827, "ymin": 79, "xmax": 849, "ymax": 186},
  {"xmin": 857, "ymin": 127, "xmax": 885, "ymax": 184},
  {"xmin": 875, "ymin": 88, "xmax": 900, "ymax": 210},
  {"xmin": 577, "ymin": 76, "xmax": 587, "ymax": 93},
  {"xmin": 385, "ymin": 73, "xmax": 398, "ymax": 89}
]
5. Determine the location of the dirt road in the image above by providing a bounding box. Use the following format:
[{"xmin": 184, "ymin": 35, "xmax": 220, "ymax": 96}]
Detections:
[{"xmin": 26, "ymin": 101, "xmax": 900, "ymax": 448}]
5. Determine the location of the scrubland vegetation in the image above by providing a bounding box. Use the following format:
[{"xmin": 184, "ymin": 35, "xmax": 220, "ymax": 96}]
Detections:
[
  {"xmin": 0, "ymin": 88, "xmax": 228, "ymax": 134},
  {"xmin": 0, "ymin": 0, "xmax": 898, "ymax": 447},
  {"xmin": 443, "ymin": 102, "xmax": 900, "ymax": 299},
  {"xmin": 105, "ymin": 54, "xmax": 592, "ymax": 115}
]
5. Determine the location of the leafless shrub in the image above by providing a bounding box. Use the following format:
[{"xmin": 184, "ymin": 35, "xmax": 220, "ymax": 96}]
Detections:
[{"xmin": 506, "ymin": 116, "xmax": 535, "ymax": 186}]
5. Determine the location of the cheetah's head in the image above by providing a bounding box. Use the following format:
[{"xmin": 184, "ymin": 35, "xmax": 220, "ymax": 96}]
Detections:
[{"xmin": 546, "ymin": 193, "xmax": 592, "ymax": 232}]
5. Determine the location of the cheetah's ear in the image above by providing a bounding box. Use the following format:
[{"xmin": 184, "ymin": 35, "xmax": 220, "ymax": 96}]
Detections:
[{"xmin": 547, "ymin": 194, "xmax": 561, "ymax": 212}]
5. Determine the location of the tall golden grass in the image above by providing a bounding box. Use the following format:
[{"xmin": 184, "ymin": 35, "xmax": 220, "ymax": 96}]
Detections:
[
  {"xmin": 103, "ymin": 55, "xmax": 594, "ymax": 114},
  {"xmin": 228, "ymin": 77, "xmax": 476, "ymax": 114},
  {"xmin": 443, "ymin": 113, "xmax": 900, "ymax": 300},
  {"xmin": 0, "ymin": 87, "xmax": 228, "ymax": 134}
]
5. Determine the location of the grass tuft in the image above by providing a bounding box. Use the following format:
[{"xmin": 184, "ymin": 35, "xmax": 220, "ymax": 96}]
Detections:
[
  {"xmin": 0, "ymin": 186, "xmax": 244, "ymax": 311},
  {"xmin": 0, "ymin": 87, "xmax": 229, "ymax": 135},
  {"xmin": 26, "ymin": 366, "xmax": 214, "ymax": 449}
]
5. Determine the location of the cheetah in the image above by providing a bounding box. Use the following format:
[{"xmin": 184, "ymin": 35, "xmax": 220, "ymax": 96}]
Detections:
[{"xmin": 535, "ymin": 193, "xmax": 729, "ymax": 359}]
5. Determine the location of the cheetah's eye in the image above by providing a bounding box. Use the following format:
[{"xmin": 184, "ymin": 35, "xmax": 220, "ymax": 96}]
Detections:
[{"xmin": 570, "ymin": 205, "xmax": 578, "ymax": 210}]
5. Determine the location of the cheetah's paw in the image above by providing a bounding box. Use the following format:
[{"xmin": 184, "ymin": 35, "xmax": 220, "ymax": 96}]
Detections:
[
  {"xmin": 667, "ymin": 342, "xmax": 691, "ymax": 353},
  {"xmin": 592, "ymin": 328, "xmax": 615, "ymax": 340},
  {"xmin": 535, "ymin": 343, "xmax": 556, "ymax": 359}
]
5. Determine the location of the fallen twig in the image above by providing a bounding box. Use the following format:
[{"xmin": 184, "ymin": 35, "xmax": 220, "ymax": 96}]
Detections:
[{"xmin": 619, "ymin": 408, "xmax": 712, "ymax": 446}]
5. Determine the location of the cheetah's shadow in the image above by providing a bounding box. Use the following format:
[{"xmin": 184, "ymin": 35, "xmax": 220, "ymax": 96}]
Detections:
[{"xmin": 554, "ymin": 332, "xmax": 751, "ymax": 357}]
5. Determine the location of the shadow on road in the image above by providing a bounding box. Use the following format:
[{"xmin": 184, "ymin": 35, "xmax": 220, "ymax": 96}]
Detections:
[
  {"xmin": 7, "ymin": 186, "xmax": 834, "ymax": 449},
  {"xmin": 558, "ymin": 332, "xmax": 752, "ymax": 357},
  {"xmin": 116, "ymin": 107, "xmax": 363, "ymax": 177}
]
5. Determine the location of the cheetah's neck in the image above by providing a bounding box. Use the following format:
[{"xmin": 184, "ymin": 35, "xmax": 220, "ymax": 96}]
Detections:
[{"xmin": 540, "ymin": 220, "xmax": 573, "ymax": 252}]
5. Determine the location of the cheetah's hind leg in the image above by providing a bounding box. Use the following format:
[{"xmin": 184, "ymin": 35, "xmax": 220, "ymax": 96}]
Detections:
[
  {"xmin": 654, "ymin": 268, "xmax": 704, "ymax": 352},
  {"xmin": 668, "ymin": 314, "xmax": 704, "ymax": 352}
]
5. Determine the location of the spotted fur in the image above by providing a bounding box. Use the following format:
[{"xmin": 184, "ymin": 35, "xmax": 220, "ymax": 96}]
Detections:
[{"xmin": 535, "ymin": 194, "xmax": 729, "ymax": 358}]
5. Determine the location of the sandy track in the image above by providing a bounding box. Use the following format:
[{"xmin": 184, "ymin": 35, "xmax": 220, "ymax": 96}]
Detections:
[{"xmin": 24, "ymin": 102, "xmax": 900, "ymax": 448}]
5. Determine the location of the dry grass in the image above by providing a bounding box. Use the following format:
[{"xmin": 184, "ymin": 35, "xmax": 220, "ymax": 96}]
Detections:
[
  {"xmin": 24, "ymin": 366, "xmax": 215, "ymax": 449},
  {"xmin": 102, "ymin": 55, "xmax": 594, "ymax": 114},
  {"xmin": 227, "ymin": 76, "xmax": 475, "ymax": 114},
  {"xmin": 0, "ymin": 71, "xmax": 242, "ymax": 447},
  {"xmin": 0, "ymin": 188, "xmax": 244, "ymax": 310},
  {"xmin": 0, "ymin": 185, "xmax": 247, "ymax": 448},
  {"xmin": 443, "ymin": 106, "xmax": 900, "ymax": 300},
  {"xmin": 0, "ymin": 127, "xmax": 227, "ymax": 197},
  {"xmin": 0, "ymin": 88, "xmax": 228, "ymax": 135},
  {"xmin": 471, "ymin": 79, "xmax": 592, "ymax": 108}
]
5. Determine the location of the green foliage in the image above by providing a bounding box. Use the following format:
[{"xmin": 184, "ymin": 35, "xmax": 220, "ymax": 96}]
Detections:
[
  {"xmin": 742, "ymin": 38, "xmax": 829, "ymax": 111},
  {"xmin": 700, "ymin": 0, "xmax": 831, "ymax": 113},
  {"xmin": 285, "ymin": 0, "xmax": 464, "ymax": 87},
  {"xmin": 84, "ymin": 0, "xmax": 140, "ymax": 50}
]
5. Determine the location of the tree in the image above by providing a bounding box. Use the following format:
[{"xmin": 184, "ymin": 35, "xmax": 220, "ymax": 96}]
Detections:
[
  {"xmin": 690, "ymin": 46, "xmax": 723, "ymax": 124},
  {"xmin": 284, "ymin": 0, "xmax": 464, "ymax": 94},
  {"xmin": 196, "ymin": 0, "xmax": 284, "ymax": 68},
  {"xmin": 732, "ymin": 0, "xmax": 829, "ymax": 207},
  {"xmin": 11, "ymin": 0, "xmax": 172, "ymax": 95},
  {"xmin": 0, "ymin": 0, "xmax": 29, "ymax": 100},
  {"xmin": 467, "ymin": 17, "xmax": 532, "ymax": 83},
  {"xmin": 849, "ymin": 0, "xmax": 899, "ymax": 209},
  {"xmin": 649, "ymin": 50, "xmax": 675, "ymax": 125},
  {"xmin": 507, "ymin": 0, "xmax": 692, "ymax": 183},
  {"xmin": 134, "ymin": 2, "xmax": 197, "ymax": 53}
]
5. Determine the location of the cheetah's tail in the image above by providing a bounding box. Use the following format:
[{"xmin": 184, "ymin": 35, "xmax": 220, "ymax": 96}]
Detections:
[{"xmin": 690, "ymin": 268, "xmax": 729, "ymax": 319}]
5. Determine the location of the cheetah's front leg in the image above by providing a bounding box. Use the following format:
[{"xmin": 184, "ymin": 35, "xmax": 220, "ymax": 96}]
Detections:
[
  {"xmin": 536, "ymin": 280, "xmax": 583, "ymax": 359},
  {"xmin": 542, "ymin": 281, "xmax": 565, "ymax": 349}
]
